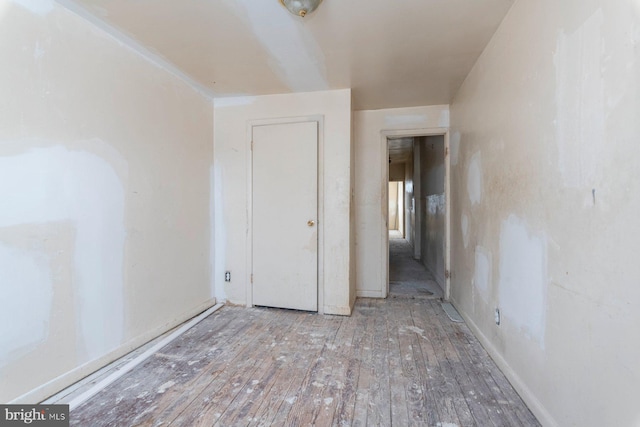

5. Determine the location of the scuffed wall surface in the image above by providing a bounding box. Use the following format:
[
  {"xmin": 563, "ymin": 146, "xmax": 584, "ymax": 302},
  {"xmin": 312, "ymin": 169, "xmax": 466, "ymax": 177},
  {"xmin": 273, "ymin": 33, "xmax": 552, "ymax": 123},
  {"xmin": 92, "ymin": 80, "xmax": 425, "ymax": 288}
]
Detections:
[
  {"xmin": 450, "ymin": 0, "xmax": 640, "ymax": 425},
  {"xmin": 349, "ymin": 106, "xmax": 357, "ymax": 310},
  {"xmin": 419, "ymin": 135, "xmax": 446, "ymax": 287},
  {"xmin": 388, "ymin": 163, "xmax": 405, "ymax": 181},
  {"xmin": 354, "ymin": 106, "xmax": 449, "ymax": 298},
  {"xmin": 0, "ymin": 1, "xmax": 213, "ymax": 402},
  {"xmin": 404, "ymin": 152, "xmax": 414, "ymax": 246},
  {"xmin": 213, "ymin": 90, "xmax": 352, "ymax": 315}
]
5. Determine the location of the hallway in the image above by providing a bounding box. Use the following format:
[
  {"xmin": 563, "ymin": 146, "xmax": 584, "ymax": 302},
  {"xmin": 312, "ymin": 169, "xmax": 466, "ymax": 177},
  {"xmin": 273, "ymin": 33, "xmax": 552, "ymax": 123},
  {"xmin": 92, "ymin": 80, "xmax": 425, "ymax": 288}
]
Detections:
[{"xmin": 389, "ymin": 231, "xmax": 443, "ymax": 299}]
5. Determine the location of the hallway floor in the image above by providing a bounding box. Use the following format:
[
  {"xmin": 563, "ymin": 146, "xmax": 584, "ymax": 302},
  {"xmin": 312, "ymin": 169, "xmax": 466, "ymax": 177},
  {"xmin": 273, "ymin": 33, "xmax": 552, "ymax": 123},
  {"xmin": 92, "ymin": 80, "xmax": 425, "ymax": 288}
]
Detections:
[
  {"xmin": 68, "ymin": 300, "xmax": 540, "ymax": 426},
  {"xmin": 389, "ymin": 231, "xmax": 443, "ymax": 299}
]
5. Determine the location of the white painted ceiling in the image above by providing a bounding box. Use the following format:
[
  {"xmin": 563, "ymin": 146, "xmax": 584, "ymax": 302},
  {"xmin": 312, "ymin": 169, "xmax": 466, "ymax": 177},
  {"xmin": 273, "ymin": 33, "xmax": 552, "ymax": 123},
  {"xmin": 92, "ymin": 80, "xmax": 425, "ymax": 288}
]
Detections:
[
  {"xmin": 69, "ymin": 0, "xmax": 514, "ymax": 110},
  {"xmin": 388, "ymin": 138, "xmax": 414, "ymax": 165}
]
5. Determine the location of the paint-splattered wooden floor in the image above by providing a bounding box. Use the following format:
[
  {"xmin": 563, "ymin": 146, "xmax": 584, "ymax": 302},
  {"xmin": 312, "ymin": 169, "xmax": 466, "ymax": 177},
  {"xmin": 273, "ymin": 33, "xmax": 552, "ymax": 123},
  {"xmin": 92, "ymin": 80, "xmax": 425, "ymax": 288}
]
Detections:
[{"xmin": 70, "ymin": 299, "xmax": 540, "ymax": 426}]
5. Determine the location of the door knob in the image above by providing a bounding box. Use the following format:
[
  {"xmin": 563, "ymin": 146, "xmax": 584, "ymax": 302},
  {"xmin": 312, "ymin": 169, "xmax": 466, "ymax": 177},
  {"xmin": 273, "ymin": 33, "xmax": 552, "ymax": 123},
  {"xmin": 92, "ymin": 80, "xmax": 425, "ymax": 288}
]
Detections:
[{"xmin": 307, "ymin": 220, "xmax": 315, "ymax": 227}]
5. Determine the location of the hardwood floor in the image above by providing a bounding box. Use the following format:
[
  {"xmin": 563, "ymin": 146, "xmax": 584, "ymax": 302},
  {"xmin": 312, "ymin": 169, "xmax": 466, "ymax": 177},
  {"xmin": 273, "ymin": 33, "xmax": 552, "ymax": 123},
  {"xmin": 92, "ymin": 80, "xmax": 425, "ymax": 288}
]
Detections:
[
  {"xmin": 388, "ymin": 234, "xmax": 443, "ymax": 299},
  {"xmin": 70, "ymin": 299, "xmax": 540, "ymax": 426}
]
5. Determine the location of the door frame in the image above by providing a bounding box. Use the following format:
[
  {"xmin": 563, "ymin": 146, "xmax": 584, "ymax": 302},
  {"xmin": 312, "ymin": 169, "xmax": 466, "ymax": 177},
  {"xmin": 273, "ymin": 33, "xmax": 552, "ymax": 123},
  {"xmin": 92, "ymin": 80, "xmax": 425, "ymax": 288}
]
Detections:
[
  {"xmin": 246, "ymin": 115, "xmax": 325, "ymax": 312},
  {"xmin": 381, "ymin": 128, "xmax": 451, "ymax": 300}
]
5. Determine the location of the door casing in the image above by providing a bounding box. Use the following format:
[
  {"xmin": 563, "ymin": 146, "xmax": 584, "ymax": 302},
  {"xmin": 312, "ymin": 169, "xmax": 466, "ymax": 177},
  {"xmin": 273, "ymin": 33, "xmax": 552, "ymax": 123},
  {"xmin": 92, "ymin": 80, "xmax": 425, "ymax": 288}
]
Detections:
[{"xmin": 382, "ymin": 128, "xmax": 451, "ymax": 300}]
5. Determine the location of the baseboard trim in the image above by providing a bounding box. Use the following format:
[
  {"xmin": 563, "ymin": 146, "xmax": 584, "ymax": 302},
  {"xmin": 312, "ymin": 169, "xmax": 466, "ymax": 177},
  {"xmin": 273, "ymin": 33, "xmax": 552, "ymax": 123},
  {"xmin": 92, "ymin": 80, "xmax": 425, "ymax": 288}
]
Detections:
[
  {"xmin": 66, "ymin": 302, "xmax": 223, "ymax": 410},
  {"xmin": 323, "ymin": 304, "xmax": 352, "ymax": 316},
  {"xmin": 449, "ymin": 297, "xmax": 557, "ymax": 427},
  {"xmin": 356, "ymin": 290, "xmax": 385, "ymax": 298},
  {"xmin": 10, "ymin": 298, "xmax": 218, "ymax": 405}
]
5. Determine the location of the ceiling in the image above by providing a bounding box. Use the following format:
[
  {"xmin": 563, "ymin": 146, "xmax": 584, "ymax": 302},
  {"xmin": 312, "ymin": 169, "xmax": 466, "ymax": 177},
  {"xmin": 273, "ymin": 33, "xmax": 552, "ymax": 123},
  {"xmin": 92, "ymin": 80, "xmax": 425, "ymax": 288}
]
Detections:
[
  {"xmin": 388, "ymin": 138, "xmax": 414, "ymax": 165},
  {"xmin": 68, "ymin": 0, "xmax": 514, "ymax": 110}
]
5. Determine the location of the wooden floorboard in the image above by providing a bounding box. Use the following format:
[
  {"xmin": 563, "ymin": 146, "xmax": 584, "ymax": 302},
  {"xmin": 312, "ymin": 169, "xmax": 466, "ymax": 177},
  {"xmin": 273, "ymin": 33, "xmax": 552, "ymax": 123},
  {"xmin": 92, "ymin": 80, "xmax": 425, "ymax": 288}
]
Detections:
[
  {"xmin": 350, "ymin": 300, "xmax": 376, "ymax": 427},
  {"xmin": 251, "ymin": 310, "xmax": 328, "ymax": 427},
  {"xmin": 69, "ymin": 299, "xmax": 541, "ymax": 427}
]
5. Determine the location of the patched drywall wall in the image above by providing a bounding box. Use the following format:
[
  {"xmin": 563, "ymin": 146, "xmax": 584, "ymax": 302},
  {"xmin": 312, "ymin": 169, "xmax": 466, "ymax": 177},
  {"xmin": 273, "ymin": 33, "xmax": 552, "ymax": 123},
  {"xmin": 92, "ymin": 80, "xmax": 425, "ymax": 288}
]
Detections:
[
  {"xmin": 354, "ymin": 106, "xmax": 449, "ymax": 298},
  {"xmin": 498, "ymin": 215, "xmax": 547, "ymax": 349},
  {"xmin": 450, "ymin": 0, "xmax": 640, "ymax": 425},
  {"xmin": 0, "ymin": 145, "xmax": 126, "ymax": 366},
  {"xmin": 0, "ymin": 1, "xmax": 213, "ymax": 403},
  {"xmin": 473, "ymin": 245, "xmax": 491, "ymax": 304},
  {"xmin": 466, "ymin": 151, "xmax": 483, "ymax": 205},
  {"xmin": 213, "ymin": 89, "xmax": 353, "ymax": 315}
]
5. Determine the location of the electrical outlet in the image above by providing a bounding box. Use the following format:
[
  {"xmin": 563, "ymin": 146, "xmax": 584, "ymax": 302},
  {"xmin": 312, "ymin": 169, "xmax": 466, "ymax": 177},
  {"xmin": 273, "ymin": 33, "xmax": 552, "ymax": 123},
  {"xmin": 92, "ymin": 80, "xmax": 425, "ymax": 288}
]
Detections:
[
  {"xmin": 225, "ymin": 271, "xmax": 231, "ymax": 282},
  {"xmin": 495, "ymin": 308, "xmax": 501, "ymax": 325}
]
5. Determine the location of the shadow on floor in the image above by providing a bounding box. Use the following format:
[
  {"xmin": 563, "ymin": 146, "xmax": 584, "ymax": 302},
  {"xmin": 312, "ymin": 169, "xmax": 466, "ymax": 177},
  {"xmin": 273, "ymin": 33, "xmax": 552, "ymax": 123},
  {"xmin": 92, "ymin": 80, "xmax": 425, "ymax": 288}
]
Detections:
[{"xmin": 389, "ymin": 230, "xmax": 443, "ymax": 299}]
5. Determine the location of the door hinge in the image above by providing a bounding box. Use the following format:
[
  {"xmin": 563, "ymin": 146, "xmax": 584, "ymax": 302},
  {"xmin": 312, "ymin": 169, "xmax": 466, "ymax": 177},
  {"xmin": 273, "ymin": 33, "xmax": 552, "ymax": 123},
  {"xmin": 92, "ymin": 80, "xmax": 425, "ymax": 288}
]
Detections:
[
  {"xmin": 251, "ymin": 274, "xmax": 253, "ymax": 283},
  {"xmin": 445, "ymin": 269, "xmax": 451, "ymax": 279},
  {"xmin": 251, "ymin": 140, "xmax": 254, "ymax": 150}
]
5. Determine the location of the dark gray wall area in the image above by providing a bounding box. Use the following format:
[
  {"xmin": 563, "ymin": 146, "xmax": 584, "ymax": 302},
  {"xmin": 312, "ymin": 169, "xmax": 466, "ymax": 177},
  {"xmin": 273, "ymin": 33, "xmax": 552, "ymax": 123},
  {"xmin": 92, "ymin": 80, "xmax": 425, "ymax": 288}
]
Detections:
[{"xmin": 419, "ymin": 135, "xmax": 446, "ymax": 287}]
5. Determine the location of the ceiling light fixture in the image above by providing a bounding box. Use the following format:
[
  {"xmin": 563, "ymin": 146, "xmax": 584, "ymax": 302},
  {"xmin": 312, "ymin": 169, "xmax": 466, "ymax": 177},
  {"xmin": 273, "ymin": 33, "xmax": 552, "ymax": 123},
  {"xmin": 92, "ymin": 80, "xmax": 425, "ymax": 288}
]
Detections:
[{"xmin": 279, "ymin": 0, "xmax": 323, "ymax": 18}]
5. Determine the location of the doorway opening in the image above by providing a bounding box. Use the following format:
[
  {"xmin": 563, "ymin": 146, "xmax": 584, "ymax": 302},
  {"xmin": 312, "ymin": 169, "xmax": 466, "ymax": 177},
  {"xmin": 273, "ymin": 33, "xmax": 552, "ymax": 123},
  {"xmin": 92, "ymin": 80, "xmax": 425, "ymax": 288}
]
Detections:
[{"xmin": 387, "ymin": 134, "xmax": 448, "ymax": 300}]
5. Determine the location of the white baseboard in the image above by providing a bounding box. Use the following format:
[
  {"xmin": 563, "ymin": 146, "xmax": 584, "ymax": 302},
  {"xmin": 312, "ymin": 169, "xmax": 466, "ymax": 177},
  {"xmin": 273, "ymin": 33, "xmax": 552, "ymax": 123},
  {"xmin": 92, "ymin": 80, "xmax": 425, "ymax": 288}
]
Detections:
[
  {"xmin": 10, "ymin": 298, "xmax": 217, "ymax": 405},
  {"xmin": 449, "ymin": 297, "xmax": 557, "ymax": 427},
  {"xmin": 66, "ymin": 303, "xmax": 223, "ymax": 410},
  {"xmin": 323, "ymin": 304, "xmax": 352, "ymax": 316},
  {"xmin": 356, "ymin": 290, "xmax": 385, "ymax": 298}
]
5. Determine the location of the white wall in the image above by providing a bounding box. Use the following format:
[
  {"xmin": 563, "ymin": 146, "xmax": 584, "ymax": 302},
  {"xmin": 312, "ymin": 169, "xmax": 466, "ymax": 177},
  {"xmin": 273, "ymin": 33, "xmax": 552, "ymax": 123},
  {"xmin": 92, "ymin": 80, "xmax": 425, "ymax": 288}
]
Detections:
[
  {"xmin": 404, "ymin": 153, "xmax": 414, "ymax": 246},
  {"xmin": 412, "ymin": 140, "xmax": 422, "ymax": 259},
  {"xmin": 450, "ymin": 0, "xmax": 640, "ymax": 425},
  {"xmin": 213, "ymin": 89, "xmax": 353, "ymax": 315},
  {"xmin": 354, "ymin": 106, "xmax": 449, "ymax": 297},
  {"xmin": 388, "ymin": 182, "xmax": 400, "ymax": 231},
  {"xmin": 397, "ymin": 182, "xmax": 404, "ymax": 236},
  {"xmin": 0, "ymin": 1, "xmax": 214, "ymax": 403}
]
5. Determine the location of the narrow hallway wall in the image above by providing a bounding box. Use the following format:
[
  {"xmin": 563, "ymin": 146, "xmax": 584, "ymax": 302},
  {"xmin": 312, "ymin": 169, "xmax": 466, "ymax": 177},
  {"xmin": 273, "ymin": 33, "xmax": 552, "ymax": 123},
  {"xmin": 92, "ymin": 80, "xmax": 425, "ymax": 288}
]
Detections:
[
  {"xmin": 404, "ymin": 152, "xmax": 414, "ymax": 247},
  {"xmin": 419, "ymin": 135, "xmax": 446, "ymax": 288},
  {"xmin": 450, "ymin": 0, "xmax": 640, "ymax": 425}
]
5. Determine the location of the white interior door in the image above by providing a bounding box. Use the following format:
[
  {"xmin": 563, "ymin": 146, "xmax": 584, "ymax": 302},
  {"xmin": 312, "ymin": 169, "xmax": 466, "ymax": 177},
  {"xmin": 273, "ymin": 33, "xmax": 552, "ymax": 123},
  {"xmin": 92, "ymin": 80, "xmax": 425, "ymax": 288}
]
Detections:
[{"xmin": 252, "ymin": 121, "xmax": 318, "ymax": 311}]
